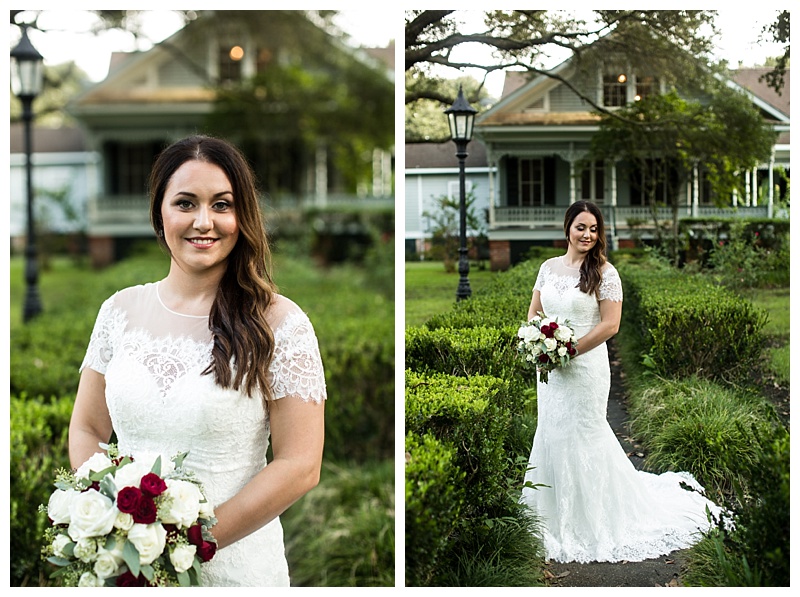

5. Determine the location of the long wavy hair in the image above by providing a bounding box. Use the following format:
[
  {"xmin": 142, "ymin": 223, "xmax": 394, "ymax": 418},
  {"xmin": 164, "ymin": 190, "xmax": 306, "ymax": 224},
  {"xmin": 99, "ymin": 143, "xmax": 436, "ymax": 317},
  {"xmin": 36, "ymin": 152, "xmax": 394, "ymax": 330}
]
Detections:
[
  {"xmin": 149, "ymin": 135, "xmax": 277, "ymax": 402},
  {"xmin": 563, "ymin": 200, "xmax": 608, "ymax": 297}
]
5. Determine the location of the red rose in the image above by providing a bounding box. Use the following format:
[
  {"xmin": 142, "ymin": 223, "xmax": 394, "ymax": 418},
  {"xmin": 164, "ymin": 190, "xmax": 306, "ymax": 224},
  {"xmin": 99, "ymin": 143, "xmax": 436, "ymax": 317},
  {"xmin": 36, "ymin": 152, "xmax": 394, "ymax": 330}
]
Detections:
[
  {"xmin": 538, "ymin": 354, "xmax": 550, "ymax": 363},
  {"xmin": 116, "ymin": 486, "xmax": 142, "ymax": 514},
  {"xmin": 550, "ymin": 322, "xmax": 559, "ymax": 330},
  {"xmin": 187, "ymin": 524, "xmax": 217, "ymax": 562},
  {"xmin": 140, "ymin": 473, "xmax": 167, "ymax": 497},
  {"xmin": 133, "ymin": 495, "xmax": 158, "ymax": 524},
  {"xmin": 197, "ymin": 539, "xmax": 217, "ymax": 562},
  {"xmin": 540, "ymin": 324, "xmax": 551, "ymax": 337},
  {"xmin": 116, "ymin": 571, "xmax": 150, "ymax": 587}
]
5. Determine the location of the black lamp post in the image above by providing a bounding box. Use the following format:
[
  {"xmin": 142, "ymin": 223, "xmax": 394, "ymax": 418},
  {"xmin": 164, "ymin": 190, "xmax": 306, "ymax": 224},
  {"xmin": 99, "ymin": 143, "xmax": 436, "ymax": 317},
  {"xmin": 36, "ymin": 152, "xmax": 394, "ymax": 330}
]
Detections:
[
  {"xmin": 444, "ymin": 85, "xmax": 478, "ymax": 301},
  {"xmin": 11, "ymin": 25, "xmax": 45, "ymax": 322}
]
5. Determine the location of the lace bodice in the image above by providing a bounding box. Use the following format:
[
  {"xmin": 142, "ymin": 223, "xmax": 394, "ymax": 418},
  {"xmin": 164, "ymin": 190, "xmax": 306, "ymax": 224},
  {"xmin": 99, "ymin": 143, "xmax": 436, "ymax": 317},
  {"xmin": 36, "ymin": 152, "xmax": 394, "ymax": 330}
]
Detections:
[
  {"xmin": 521, "ymin": 257, "xmax": 719, "ymax": 563},
  {"xmin": 533, "ymin": 256, "xmax": 622, "ymax": 334},
  {"xmin": 80, "ymin": 282, "xmax": 326, "ymax": 586}
]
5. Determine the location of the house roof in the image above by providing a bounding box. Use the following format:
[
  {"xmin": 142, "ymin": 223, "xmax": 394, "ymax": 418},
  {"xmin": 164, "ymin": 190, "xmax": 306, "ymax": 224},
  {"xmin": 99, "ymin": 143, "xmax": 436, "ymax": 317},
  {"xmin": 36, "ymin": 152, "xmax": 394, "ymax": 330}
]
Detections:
[
  {"xmin": 9, "ymin": 123, "xmax": 87, "ymax": 154},
  {"xmin": 731, "ymin": 67, "xmax": 790, "ymax": 118},
  {"xmin": 405, "ymin": 140, "xmax": 488, "ymax": 169}
]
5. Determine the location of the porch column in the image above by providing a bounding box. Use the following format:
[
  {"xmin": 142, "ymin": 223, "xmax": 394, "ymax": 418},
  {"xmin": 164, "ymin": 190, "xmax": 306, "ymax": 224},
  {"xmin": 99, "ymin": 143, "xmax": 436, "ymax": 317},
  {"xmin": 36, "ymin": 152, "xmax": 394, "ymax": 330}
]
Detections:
[
  {"xmin": 744, "ymin": 170, "xmax": 751, "ymax": 207},
  {"xmin": 768, "ymin": 150, "xmax": 775, "ymax": 218},
  {"xmin": 692, "ymin": 162, "xmax": 699, "ymax": 217},
  {"xmin": 569, "ymin": 158, "xmax": 576, "ymax": 204},
  {"xmin": 488, "ymin": 151, "xmax": 495, "ymax": 228},
  {"xmin": 610, "ymin": 161, "xmax": 618, "ymax": 250},
  {"xmin": 752, "ymin": 166, "xmax": 758, "ymax": 206},
  {"xmin": 315, "ymin": 142, "xmax": 327, "ymax": 207}
]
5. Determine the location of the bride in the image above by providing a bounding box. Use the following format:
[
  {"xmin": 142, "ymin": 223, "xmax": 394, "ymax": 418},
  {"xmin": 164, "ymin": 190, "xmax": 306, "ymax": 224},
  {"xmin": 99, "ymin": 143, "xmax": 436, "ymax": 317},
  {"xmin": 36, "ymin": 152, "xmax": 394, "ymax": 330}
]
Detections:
[
  {"xmin": 520, "ymin": 200, "xmax": 719, "ymax": 563},
  {"xmin": 68, "ymin": 135, "xmax": 327, "ymax": 586}
]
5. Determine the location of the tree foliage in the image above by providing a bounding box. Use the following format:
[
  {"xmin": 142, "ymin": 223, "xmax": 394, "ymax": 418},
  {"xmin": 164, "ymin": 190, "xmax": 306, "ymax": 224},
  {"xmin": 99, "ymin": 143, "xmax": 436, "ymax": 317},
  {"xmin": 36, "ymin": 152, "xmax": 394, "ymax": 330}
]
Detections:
[
  {"xmin": 405, "ymin": 10, "xmax": 720, "ymax": 110},
  {"xmin": 759, "ymin": 10, "xmax": 790, "ymax": 95},
  {"xmin": 588, "ymin": 87, "xmax": 777, "ymax": 262}
]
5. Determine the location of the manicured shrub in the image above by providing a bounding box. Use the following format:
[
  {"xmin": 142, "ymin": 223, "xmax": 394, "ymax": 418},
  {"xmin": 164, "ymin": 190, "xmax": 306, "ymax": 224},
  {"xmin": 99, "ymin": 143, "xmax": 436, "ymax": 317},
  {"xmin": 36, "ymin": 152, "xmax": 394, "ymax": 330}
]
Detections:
[
  {"xmin": 405, "ymin": 432, "xmax": 466, "ymax": 586},
  {"xmin": 619, "ymin": 263, "xmax": 767, "ymax": 381},
  {"xmin": 405, "ymin": 370, "xmax": 513, "ymax": 521},
  {"xmin": 10, "ymin": 393, "xmax": 74, "ymax": 587}
]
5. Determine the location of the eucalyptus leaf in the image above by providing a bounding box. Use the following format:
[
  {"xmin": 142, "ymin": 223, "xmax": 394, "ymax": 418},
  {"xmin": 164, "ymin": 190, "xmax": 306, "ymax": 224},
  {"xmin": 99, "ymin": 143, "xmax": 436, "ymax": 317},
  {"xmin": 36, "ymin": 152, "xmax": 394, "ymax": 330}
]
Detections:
[
  {"xmin": 151, "ymin": 455, "xmax": 162, "ymax": 477},
  {"xmin": 46, "ymin": 555, "xmax": 72, "ymax": 567},
  {"xmin": 141, "ymin": 565, "xmax": 155, "ymax": 582},
  {"xmin": 122, "ymin": 540, "xmax": 141, "ymax": 577},
  {"xmin": 175, "ymin": 569, "xmax": 189, "ymax": 587}
]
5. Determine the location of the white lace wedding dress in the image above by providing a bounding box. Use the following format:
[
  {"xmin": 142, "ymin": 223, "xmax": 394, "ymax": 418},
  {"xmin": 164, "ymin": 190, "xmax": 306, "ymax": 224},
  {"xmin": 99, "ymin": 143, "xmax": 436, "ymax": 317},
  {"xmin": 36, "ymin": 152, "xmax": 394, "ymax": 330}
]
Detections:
[
  {"xmin": 520, "ymin": 257, "xmax": 719, "ymax": 563},
  {"xmin": 80, "ymin": 282, "xmax": 327, "ymax": 586}
]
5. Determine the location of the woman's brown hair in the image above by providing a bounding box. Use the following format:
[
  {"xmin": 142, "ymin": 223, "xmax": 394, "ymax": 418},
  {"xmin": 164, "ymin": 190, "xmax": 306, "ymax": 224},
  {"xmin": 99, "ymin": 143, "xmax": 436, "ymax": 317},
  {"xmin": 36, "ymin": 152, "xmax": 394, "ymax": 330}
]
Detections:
[
  {"xmin": 563, "ymin": 200, "xmax": 608, "ymax": 297},
  {"xmin": 149, "ymin": 135, "xmax": 277, "ymax": 402}
]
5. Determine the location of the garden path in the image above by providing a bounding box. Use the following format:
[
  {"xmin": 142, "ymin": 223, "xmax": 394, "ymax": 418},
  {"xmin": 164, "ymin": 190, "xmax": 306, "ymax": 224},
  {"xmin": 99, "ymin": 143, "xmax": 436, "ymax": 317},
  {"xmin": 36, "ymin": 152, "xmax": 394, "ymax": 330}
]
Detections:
[{"xmin": 541, "ymin": 339, "xmax": 692, "ymax": 587}]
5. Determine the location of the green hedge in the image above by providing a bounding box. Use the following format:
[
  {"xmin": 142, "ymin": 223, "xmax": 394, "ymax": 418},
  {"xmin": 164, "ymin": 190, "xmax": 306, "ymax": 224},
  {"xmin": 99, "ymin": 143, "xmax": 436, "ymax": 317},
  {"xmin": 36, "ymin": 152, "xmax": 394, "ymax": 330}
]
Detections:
[
  {"xmin": 10, "ymin": 393, "xmax": 73, "ymax": 587},
  {"xmin": 406, "ymin": 370, "xmax": 514, "ymax": 521},
  {"xmin": 619, "ymin": 263, "xmax": 767, "ymax": 380},
  {"xmin": 404, "ymin": 432, "xmax": 465, "ymax": 587}
]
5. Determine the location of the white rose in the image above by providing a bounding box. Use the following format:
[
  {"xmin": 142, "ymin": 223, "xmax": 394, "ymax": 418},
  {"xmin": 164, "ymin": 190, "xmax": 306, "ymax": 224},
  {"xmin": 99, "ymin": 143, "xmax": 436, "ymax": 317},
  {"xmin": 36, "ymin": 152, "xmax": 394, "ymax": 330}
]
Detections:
[
  {"xmin": 127, "ymin": 523, "xmax": 167, "ymax": 565},
  {"xmin": 93, "ymin": 550, "xmax": 120, "ymax": 579},
  {"xmin": 543, "ymin": 337, "xmax": 557, "ymax": 352},
  {"xmin": 557, "ymin": 346, "xmax": 568, "ymax": 357},
  {"xmin": 198, "ymin": 499, "xmax": 215, "ymax": 520},
  {"xmin": 76, "ymin": 452, "xmax": 114, "ymax": 480},
  {"xmin": 73, "ymin": 537, "xmax": 98, "ymax": 563},
  {"xmin": 169, "ymin": 544, "xmax": 197, "ymax": 573},
  {"xmin": 519, "ymin": 326, "xmax": 539, "ymax": 343},
  {"xmin": 78, "ymin": 571, "xmax": 104, "ymax": 587},
  {"xmin": 68, "ymin": 490, "xmax": 117, "ymax": 541},
  {"xmin": 51, "ymin": 532, "xmax": 72, "ymax": 558},
  {"xmin": 112, "ymin": 460, "xmax": 151, "ymax": 492},
  {"xmin": 554, "ymin": 327, "xmax": 572, "ymax": 342},
  {"xmin": 113, "ymin": 511, "xmax": 134, "ymax": 531},
  {"xmin": 160, "ymin": 480, "xmax": 203, "ymax": 528},
  {"xmin": 48, "ymin": 489, "xmax": 77, "ymax": 525}
]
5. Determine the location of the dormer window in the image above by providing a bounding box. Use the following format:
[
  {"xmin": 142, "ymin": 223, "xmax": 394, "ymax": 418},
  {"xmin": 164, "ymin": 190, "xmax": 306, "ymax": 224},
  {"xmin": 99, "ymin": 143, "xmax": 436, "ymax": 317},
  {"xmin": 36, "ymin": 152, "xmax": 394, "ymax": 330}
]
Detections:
[
  {"xmin": 602, "ymin": 69, "xmax": 660, "ymax": 106},
  {"xmin": 603, "ymin": 73, "xmax": 628, "ymax": 107},
  {"xmin": 219, "ymin": 44, "xmax": 244, "ymax": 83}
]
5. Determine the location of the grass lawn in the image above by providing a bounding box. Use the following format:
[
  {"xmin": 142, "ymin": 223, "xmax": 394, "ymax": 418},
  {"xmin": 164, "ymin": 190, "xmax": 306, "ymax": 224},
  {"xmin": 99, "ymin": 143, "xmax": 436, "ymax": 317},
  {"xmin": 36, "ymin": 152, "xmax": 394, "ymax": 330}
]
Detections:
[
  {"xmin": 743, "ymin": 286, "xmax": 790, "ymax": 383},
  {"xmin": 405, "ymin": 260, "xmax": 498, "ymax": 327}
]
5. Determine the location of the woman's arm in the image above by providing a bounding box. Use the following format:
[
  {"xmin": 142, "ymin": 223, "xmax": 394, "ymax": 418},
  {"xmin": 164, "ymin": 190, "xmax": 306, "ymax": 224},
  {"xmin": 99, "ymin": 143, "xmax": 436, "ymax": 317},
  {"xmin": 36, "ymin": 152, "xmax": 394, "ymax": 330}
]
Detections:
[
  {"xmin": 573, "ymin": 298, "xmax": 622, "ymax": 357},
  {"xmin": 527, "ymin": 289, "xmax": 543, "ymax": 321},
  {"xmin": 209, "ymin": 396, "xmax": 325, "ymax": 549},
  {"xmin": 69, "ymin": 368, "xmax": 114, "ymax": 468}
]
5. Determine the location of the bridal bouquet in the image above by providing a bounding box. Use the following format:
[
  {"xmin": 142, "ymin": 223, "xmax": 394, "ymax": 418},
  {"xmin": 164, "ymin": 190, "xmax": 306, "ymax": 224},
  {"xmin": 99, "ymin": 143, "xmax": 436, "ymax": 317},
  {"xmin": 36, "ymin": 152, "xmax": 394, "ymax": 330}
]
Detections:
[
  {"xmin": 517, "ymin": 312, "xmax": 578, "ymax": 383},
  {"xmin": 41, "ymin": 444, "xmax": 217, "ymax": 587}
]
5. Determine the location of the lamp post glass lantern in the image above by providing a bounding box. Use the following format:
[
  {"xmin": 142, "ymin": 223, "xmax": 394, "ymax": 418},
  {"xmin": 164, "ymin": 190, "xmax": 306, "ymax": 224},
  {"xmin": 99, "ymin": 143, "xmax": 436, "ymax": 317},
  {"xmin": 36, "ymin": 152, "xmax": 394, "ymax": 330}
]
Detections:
[
  {"xmin": 444, "ymin": 86, "xmax": 478, "ymax": 301},
  {"xmin": 11, "ymin": 25, "xmax": 45, "ymax": 322}
]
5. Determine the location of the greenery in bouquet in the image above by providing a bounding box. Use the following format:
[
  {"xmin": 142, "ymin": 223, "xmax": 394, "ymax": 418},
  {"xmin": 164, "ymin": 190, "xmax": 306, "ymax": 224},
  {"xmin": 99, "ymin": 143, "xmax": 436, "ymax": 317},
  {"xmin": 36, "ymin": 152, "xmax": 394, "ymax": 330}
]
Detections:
[
  {"xmin": 40, "ymin": 443, "xmax": 218, "ymax": 587},
  {"xmin": 517, "ymin": 312, "xmax": 578, "ymax": 383}
]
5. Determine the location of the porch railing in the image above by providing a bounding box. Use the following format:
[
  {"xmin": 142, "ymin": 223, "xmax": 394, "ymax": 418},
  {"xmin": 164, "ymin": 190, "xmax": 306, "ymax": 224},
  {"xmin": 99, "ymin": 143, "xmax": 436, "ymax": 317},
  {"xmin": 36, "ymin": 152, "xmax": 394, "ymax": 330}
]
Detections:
[{"xmin": 492, "ymin": 205, "xmax": 773, "ymax": 229}]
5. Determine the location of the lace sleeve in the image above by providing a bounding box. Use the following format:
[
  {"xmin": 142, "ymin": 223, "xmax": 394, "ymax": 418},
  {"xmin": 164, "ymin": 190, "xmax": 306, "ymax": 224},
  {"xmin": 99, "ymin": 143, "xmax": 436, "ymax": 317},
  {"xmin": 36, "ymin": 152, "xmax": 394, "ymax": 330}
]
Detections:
[
  {"xmin": 270, "ymin": 310, "xmax": 327, "ymax": 403},
  {"xmin": 599, "ymin": 265, "xmax": 623, "ymax": 302},
  {"xmin": 79, "ymin": 295, "xmax": 127, "ymax": 375},
  {"xmin": 532, "ymin": 262, "xmax": 548, "ymax": 293}
]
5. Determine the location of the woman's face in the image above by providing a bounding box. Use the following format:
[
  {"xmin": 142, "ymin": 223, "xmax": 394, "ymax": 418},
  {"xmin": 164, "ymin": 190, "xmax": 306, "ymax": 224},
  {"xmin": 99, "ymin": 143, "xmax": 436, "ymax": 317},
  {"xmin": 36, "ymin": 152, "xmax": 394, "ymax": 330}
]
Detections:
[
  {"xmin": 567, "ymin": 210, "xmax": 599, "ymax": 255},
  {"xmin": 160, "ymin": 160, "xmax": 240, "ymax": 277}
]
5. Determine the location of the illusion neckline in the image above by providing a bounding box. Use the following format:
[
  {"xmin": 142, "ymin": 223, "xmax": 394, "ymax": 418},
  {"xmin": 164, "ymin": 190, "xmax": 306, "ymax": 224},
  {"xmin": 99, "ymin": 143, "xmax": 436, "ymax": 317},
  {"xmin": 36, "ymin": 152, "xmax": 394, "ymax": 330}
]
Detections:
[
  {"xmin": 155, "ymin": 281, "xmax": 209, "ymax": 319},
  {"xmin": 560, "ymin": 256, "xmax": 583, "ymax": 270}
]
